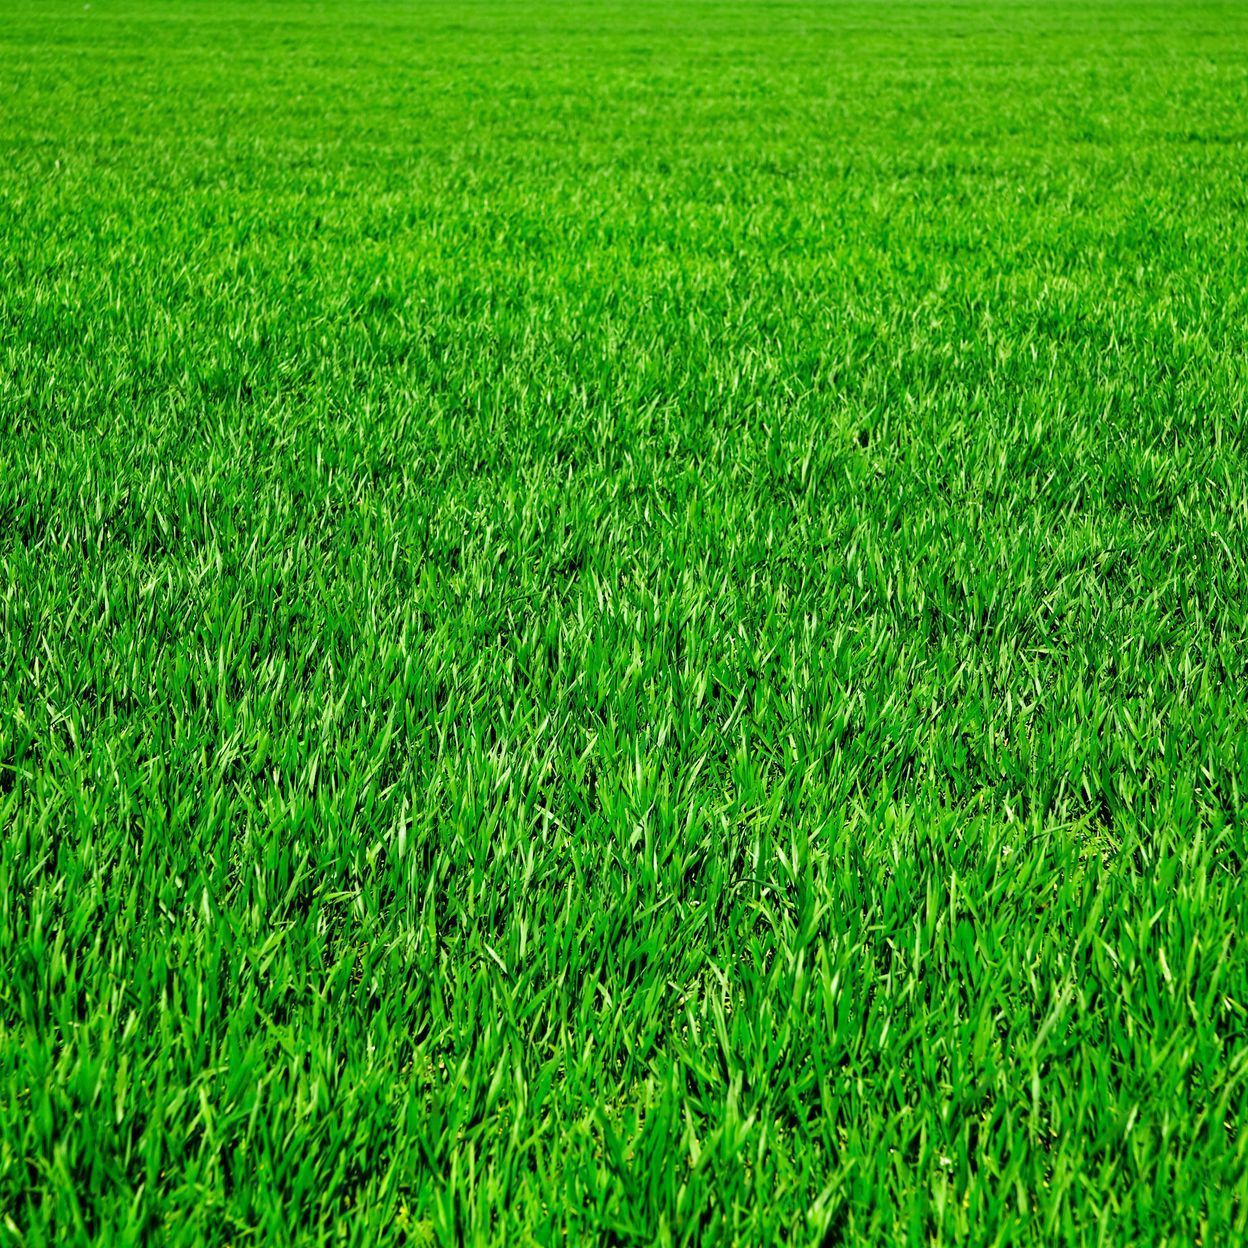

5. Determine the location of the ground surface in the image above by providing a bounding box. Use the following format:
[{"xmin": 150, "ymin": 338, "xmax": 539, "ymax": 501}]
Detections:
[{"xmin": 3, "ymin": 1, "xmax": 1248, "ymax": 1243}]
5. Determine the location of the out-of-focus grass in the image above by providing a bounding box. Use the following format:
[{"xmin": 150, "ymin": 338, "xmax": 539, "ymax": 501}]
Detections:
[{"xmin": 2, "ymin": 1, "xmax": 1248, "ymax": 1243}]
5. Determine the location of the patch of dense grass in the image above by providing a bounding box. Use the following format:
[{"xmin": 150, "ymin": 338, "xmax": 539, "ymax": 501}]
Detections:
[{"xmin": 3, "ymin": 0, "xmax": 1248, "ymax": 1242}]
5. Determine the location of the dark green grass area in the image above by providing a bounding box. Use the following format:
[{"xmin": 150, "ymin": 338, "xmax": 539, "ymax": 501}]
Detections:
[{"xmin": 3, "ymin": 0, "xmax": 1248, "ymax": 1242}]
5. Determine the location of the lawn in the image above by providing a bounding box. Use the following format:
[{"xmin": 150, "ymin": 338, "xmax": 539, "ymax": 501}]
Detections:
[{"xmin": 2, "ymin": 0, "xmax": 1248, "ymax": 1243}]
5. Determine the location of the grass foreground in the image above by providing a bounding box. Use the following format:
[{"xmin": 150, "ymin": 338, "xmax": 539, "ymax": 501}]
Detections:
[{"xmin": 3, "ymin": 1, "xmax": 1248, "ymax": 1243}]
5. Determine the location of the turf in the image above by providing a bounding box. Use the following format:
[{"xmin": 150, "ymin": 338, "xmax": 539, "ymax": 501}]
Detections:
[{"xmin": 3, "ymin": 0, "xmax": 1248, "ymax": 1243}]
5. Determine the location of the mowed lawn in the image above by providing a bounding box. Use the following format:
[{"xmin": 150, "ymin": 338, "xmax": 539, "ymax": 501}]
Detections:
[{"xmin": 3, "ymin": 1, "xmax": 1248, "ymax": 1243}]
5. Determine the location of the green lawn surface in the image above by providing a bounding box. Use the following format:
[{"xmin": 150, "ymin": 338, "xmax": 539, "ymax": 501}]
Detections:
[{"xmin": 2, "ymin": 1, "xmax": 1248, "ymax": 1243}]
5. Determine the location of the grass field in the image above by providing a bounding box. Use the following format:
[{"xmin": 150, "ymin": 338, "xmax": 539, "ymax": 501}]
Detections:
[{"xmin": 3, "ymin": 0, "xmax": 1248, "ymax": 1242}]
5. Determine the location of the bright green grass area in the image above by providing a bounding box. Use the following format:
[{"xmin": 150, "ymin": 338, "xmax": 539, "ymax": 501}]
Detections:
[{"xmin": 3, "ymin": 0, "xmax": 1248, "ymax": 1242}]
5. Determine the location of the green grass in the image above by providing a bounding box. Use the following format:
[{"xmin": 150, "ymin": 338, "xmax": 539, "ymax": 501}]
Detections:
[{"xmin": 3, "ymin": 0, "xmax": 1248, "ymax": 1242}]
